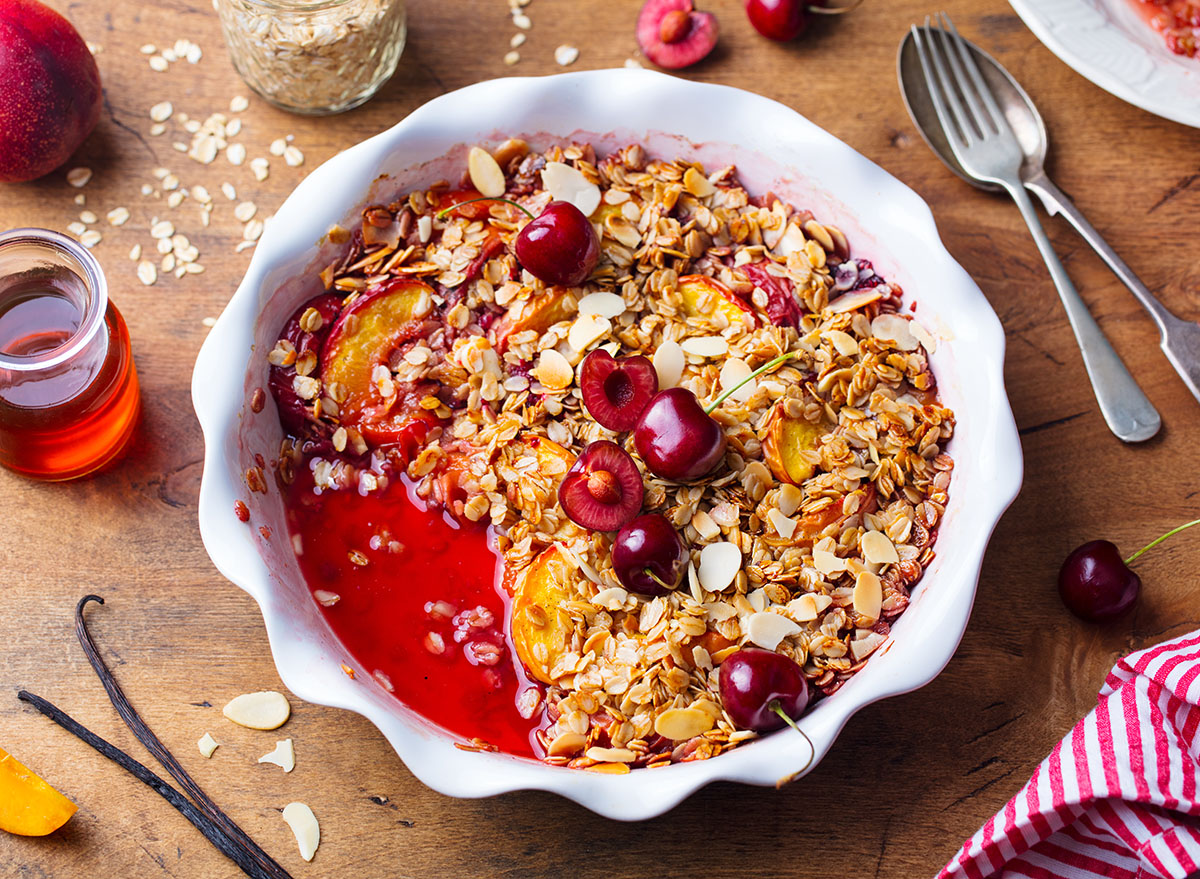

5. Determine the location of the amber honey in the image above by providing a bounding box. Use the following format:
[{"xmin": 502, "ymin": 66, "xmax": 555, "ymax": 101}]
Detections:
[{"xmin": 0, "ymin": 229, "xmax": 140, "ymax": 480}]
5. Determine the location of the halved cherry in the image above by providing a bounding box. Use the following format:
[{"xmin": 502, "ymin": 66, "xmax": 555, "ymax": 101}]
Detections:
[
  {"xmin": 557, "ymin": 440, "xmax": 644, "ymax": 531},
  {"xmin": 637, "ymin": 0, "xmax": 720, "ymax": 70},
  {"xmin": 579, "ymin": 349, "xmax": 659, "ymax": 432},
  {"xmin": 320, "ymin": 278, "xmax": 434, "ymax": 426}
]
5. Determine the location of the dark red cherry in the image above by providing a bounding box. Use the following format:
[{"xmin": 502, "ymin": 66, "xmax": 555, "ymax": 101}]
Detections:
[
  {"xmin": 719, "ymin": 648, "xmax": 810, "ymax": 732},
  {"xmin": 1058, "ymin": 540, "xmax": 1141, "ymax": 622},
  {"xmin": 514, "ymin": 200, "xmax": 599, "ymax": 287},
  {"xmin": 558, "ymin": 440, "xmax": 645, "ymax": 531},
  {"xmin": 612, "ymin": 514, "xmax": 687, "ymax": 596},
  {"xmin": 633, "ymin": 387, "xmax": 727, "ymax": 482},
  {"xmin": 579, "ymin": 350, "xmax": 659, "ymax": 432},
  {"xmin": 745, "ymin": 0, "xmax": 808, "ymax": 41},
  {"xmin": 636, "ymin": 0, "xmax": 719, "ymax": 70}
]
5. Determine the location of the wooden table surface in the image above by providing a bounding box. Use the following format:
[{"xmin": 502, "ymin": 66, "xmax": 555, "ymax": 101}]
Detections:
[{"xmin": 3, "ymin": 0, "xmax": 1200, "ymax": 876}]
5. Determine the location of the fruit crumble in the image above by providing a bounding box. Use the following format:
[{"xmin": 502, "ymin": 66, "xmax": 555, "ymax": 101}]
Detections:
[{"xmin": 265, "ymin": 138, "xmax": 955, "ymax": 770}]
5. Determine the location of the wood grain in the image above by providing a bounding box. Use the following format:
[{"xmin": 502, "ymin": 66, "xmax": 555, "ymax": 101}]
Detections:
[{"xmin": 2, "ymin": 0, "xmax": 1199, "ymax": 876}]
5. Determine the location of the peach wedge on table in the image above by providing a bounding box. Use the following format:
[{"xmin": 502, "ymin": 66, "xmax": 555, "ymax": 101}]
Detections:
[
  {"xmin": 511, "ymin": 545, "xmax": 581, "ymax": 685},
  {"xmin": 761, "ymin": 399, "xmax": 828, "ymax": 485},
  {"xmin": 676, "ymin": 275, "xmax": 755, "ymax": 330},
  {"xmin": 0, "ymin": 746, "xmax": 76, "ymax": 836}
]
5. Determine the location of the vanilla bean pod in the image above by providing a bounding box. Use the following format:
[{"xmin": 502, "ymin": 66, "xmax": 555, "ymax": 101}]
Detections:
[
  {"xmin": 74, "ymin": 595, "xmax": 292, "ymax": 879},
  {"xmin": 17, "ymin": 690, "xmax": 289, "ymax": 879}
]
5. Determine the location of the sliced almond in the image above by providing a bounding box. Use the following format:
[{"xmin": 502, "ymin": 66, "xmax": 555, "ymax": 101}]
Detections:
[
  {"xmin": 197, "ymin": 732, "xmax": 219, "ymax": 759},
  {"xmin": 682, "ymin": 167, "xmax": 715, "ymax": 198},
  {"xmin": 540, "ymin": 161, "xmax": 601, "ymax": 217},
  {"xmin": 258, "ymin": 739, "xmax": 295, "ymax": 772},
  {"xmin": 766, "ymin": 508, "xmax": 797, "ymax": 540},
  {"xmin": 577, "ymin": 291, "xmax": 625, "ymax": 319},
  {"xmin": 313, "ymin": 589, "xmax": 340, "ymax": 606},
  {"xmin": 850, "ymin": 630, "xmax": 888, "ymax": 661},
  {"xmin": 871, "ymin": 313, "xmax": 919, "ymax": 351},
  {"xmin": 828, "ymin": 286, "xmax": 884, "ymax": 314},
  {"xmin": 281, "ymin": 802, "xmax": 319, "ymax": 862},
  {"xmin": 698, "ymin": 541, "xmax": 741, "ymax": 592},
  {"xmin": 547, "ymin": 731, "xmax": 586, "ymax": 757},
  {"xmin": 910, "ymin": 319, "xmax": 937, "ymax": 353},
  {"xmin": 853, "ymin": 570, "xmax": 883, "ymax": 621},
  {"xmin": 534, "ymin": 349, "xmax": 573, "ymax": 391},
  {"xmin": 826, "ymin": 329, "xmax": 860, "ymax": 357},
  {"xmin": 680, "ymin": 336, "xmax": 728, "ymax": 358},
  {"xmin": 719, "ymin": 357, "xmax": 755, "ymax": 403},
  {"xmin": 222, "ymin": 691, "xmax": 291, "ymax": 730},
  {"xmin": 567, "ymin": 314, "xmax": 610, "ymax": 352},
  {"xmin": 591, "ymin": 586, "xmax": 629, "ymax": 611},
  {"xmin": 585, "ymin": 746, "xmax": 635, "ymax": 763},
  {"xmin": 745, "ymin": 611, "xmax": 802, "ymax": 651},
  {"xmin": 812, "ymin": 546, "xmax": 848, "ymax": 575},
  {"xmin": 652, "ymin": 340, "xmax": 685, "ymax": 388},
  {"xmin": 860, "ymin": 530, "xmax": 899, "ymax": 565},
  {"xmin": 654, "ymin": 707, "xmax": 715, "ymax": 741},
  {"xmin": 777, "ymin": 483, "xmax": 802, "ymax": 517},
  {"xmin": 467, "ymin": 145, "xmax": 506, "ymax": 198}
]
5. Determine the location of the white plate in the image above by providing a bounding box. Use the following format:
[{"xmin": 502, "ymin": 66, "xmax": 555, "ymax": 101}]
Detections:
[
  {"xmin": 1008, "ymin": 0, "xmax": 1200, "ymax": 128},
  {"xmin": 192, "ymin": 69, "xmax": 1023, "ymax": 820}
]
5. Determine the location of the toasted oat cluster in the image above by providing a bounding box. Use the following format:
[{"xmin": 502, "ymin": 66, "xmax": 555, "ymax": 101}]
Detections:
[{"xmin": 269, "ymin": 139, "xmax": 955, "ymax": 770}]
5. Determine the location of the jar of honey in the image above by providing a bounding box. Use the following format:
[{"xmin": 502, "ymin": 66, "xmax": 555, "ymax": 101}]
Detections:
[{"xmin": 0, "ymin": 228, "xmax": 140, "ymax": 480}]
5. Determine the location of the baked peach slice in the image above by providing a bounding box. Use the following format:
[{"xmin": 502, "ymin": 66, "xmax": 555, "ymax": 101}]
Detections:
[
  {"xmin": 677, "ymin": 275, "xmax": 754, "ymax": 330},
  {"xmin": 491, "ymin": 287, "xmax": 576, "ymax": 353},
  {"xmin": 0, "ymin": 746, "xmax": 76, "ymax": 836},
  {"xmin": 501, "ymin": 435, "xmax": 582, "ymax": 539},
  {"xmin": 761, "ymin": 399, "xmax": 829, "ymax": 485},
  {"xmin": 511, "ymin": 545, "xmax": 581, "ymax": 684},
  {"xmin": 321, "ymin": 278, "xmax": 436, "ymax": 446}
]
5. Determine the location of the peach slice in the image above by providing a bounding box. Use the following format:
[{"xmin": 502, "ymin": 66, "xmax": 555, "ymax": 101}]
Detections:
[
  {"xmin": 511, "ymin": 545, "xmax": 580, "ymax": 684},
  {"xmin": 491, "ymin": 287, "xmax": 575, "ymax": 353},
  {"xmin": 677, "ymin": 275, "xmax": 754, "ymax": 330},
  {"xmin": 0, "ymin": 746, "xmax": 76, "ymax": 836},
  {"xmin": 761, "ymin": 400, "xmax": 829, "ymax": 485},
  {"xmin": 321, "ymin": 279, "xmax": 434, "ymax": 427},
  {"xmin": 502, "ymin": 436, "xmax": 582, "ymax": 539}
]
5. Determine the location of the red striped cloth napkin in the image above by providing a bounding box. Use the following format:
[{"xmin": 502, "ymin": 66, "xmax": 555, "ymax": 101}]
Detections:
[{"xmin": 938, "ymin": 630, "xmax": 1200, "ymax": 879}]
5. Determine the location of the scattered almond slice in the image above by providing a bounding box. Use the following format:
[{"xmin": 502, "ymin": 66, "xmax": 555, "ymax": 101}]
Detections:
[
  {"xmin": 654, "ymin": 707, "xmax": 714, "ymax": 741},
  {"xmin": 812, "ymin": 546, "xmax": 849, "ymax": 575},
  {"xmin": 871, "ymin": 313, "xmax": 919, "ymax": 351},
  {"xmin": 697, "ymin": 541, "xmax": 741, "ymax": 592},
  {"xmin": 222, "ymin": 691, "xmax": 291, "ymax": 730},
  {"xmin": 652, "ymin": 339, "xmax": 685, "ymax": 388},
  {"xmin": 860, "ymin": 530, "xmax": 899, "ymax": 565},
  {"xmin": 577, "ymin": 291, "xmax": 625, "ymax": 319},
  {"xmin": 766, "ymin": 508, "xmax": 797, "ymax": 540},
  {"xmin": 258, "ymin": 739, "xmax": 295, "ymax": 773},
  {"xmin": 567, "ymin": 314, "xmax": 610, "ymax": 352},
  {"xmin": 853, "ymin": 571, "xmax": 883, "ymax": 621},
  {"xmin": 745, "ymin": 611, "xmax": 802, "ymax": 651},
  {"xmin": 281, "ymin": 802, "xmax": 319, "ymax": 862},
  {"xmin": 826, "ymin": 329, "xmax": 859, "ymax": 357},
  {"xmin": 467, "ymin": 146, "xmax": 506, "ymax": 198},
  {"xmin": 719, "ymin": 357, "xmax": 755, "ymax": 402},
  {"xmin": 540, "ymin": 162, "xmax": 601, "ymax": 217},
  {"xmin": 590, "ymin": 586, "xmax": 629, "ymax": 611},
  {"xmin": 680, "ymin": 336, "xmax": 728, "ymax": 358},
  {"xmin": 533, "ymin": 349, "xmax": 573, "ymax": 391},
  {"xmin": 197, "ymin": 733, "xmax": 219, "ymax": 759}
]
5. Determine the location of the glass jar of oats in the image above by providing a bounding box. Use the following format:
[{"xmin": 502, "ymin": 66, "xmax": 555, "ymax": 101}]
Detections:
[{"xmin": 215, "ymin": 0, "xmax": 406, "ymax": 115}]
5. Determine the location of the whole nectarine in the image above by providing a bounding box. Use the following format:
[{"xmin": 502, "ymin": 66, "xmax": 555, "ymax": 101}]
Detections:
[{"xmin": 0, "ymin": 0, "xmax": 102, "ymax": 182}]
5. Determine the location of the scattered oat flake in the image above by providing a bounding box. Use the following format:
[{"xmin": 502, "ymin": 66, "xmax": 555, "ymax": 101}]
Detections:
[
  {"xmin": 230, "ymin": 95, "xmax": 249, "ymax": 113},
  {"xmin": 234, "ymin": 201, "xmax": 257, "ymax": 222},
  {"xmin": 107, "ymin": 207, "xmax": 130, "ymax": 226},
  {"xmin": 150, "ymin": 220, "xmax": 175, "ymax": 239},
  {"xmin": 250, "ymin": 158, "xmax": 269, "ymax": 181},
  {"xmin": 269, "ymin": 138, "xmax": 287, "ymax": 156},
  {"xmin": 202, "ymin": 316, "xmax": 217, "ymax": 327},
  {"xmin": 513, "ymin": 12, "xmax": 531, "ymax": 28},
  {"xmin": 149, "ymin": 101, "xmax": 173, "ymax": 122},
  {"xmin": 149, "ymin": 123, "xmax": 166, "ymax": 136},
  {"xmin": 66, "ymin": 167, "xmax": 92, "ymax": 187},
  {"xmin": 625, "ymin": 58, "xmax": 644, "ymax": 68},
  {"xmin": 66, "ymin": 221, "xmax": 86, "ymax": 236},
  {"xmin": 555, "ymin": 45, "xmax": 579, "ymax": 66},
  {"xmin": 136, "ymin": 261, "xmax": 157, "ymax": 286},
  {"xmin": 226, "ymin": 143, "xmax": 246, "ymax": 166},
  {"xmin": 283, "ymin": 145, "xmax": 304, "ymax": 167},
  {"xmin": 510, "ymin": 32, "xmax": 526, "ymax": 48},
  {"xmin": 221, "ymin": 182, "xmax": 237, "ymax": 200},
  {"xmin": 504, "ymin": 50, "xmax": 520, "ymax": 65},
  {"xmin": 149, "ymin": 55, "xmax": 168, "ymax": 72},
  {"xmin": 79, "ymin": 230, "xmax": 101, "ymax": 248},
  {"xmin": 128, "ymin": 244, "xmax": 142, "ymax": 261},
  {"xmin": 167, "ymin": 191, "xmax": 185, "ymax": 208},
  {"xmin": 79, "ymin": 210, "xmax": 97, "ymax": 224},
  {"xmin": 197, "ymin": 733, "xmax": 219, "ymax": 759},
  {"xmin": 186, "ymin": 44, "xmax": 202, "ymax": 64},
  {"xmin": 73, "ymin": 193, "xmax": 85, "ymax": 205},
  {"xmin": 139, "ymin": 43, "xmax": 156, "ymax": 54},
  {"xmin": 244, "ymin": 219, "xmax": 264, "ymax": 241}
]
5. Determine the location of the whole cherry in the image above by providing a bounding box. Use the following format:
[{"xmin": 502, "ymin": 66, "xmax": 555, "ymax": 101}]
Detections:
[
  {"xmin": 744, "ymin": 0, "xmax": 861, "ymax": 43},
  {"xmin": 437, "ymin": 197, "xmax": 598, "ymax": 287},
  {"xmin": 612, "ymin": 513, "xmax": 687, "ymax": 596},
  {"xmin": 1058, "ymin": 518, "xmax": 1200, "ymax": 622},
  {"xmin": 634, "ymin": 349, "xmax": 799, "ymax": 482},
  {"xmin": 719, "ymin": 647, "xmax": 810, "ymax": 732}
]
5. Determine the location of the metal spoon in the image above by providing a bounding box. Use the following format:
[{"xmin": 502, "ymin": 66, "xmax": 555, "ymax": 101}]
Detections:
[{"xmin": 899, "ymin": 28, "xmax": 1200, "ymax": 411}]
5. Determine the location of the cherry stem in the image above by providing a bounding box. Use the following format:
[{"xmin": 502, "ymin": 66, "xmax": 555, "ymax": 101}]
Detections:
[
  {"xmin": 768, "ymin": 699, "xmax": 801, "ymax": 733},
  {"xmin": 1124, "ymin": 517, "xmax": 1200, "ymax": 566},
  {"xmin": 434, "ymin": 196, "xmax": 535, "ymax": 222},
  {"xmin": 704, "ymin": 351, "xmax": 801, "ymax": 414},
  {"xmin": 767, "ymin": 700, "xmax": 816, "ymax": 779},
  {"xmin": 643, "ymin": 568, "xmax": 676, "ymax": 591}
]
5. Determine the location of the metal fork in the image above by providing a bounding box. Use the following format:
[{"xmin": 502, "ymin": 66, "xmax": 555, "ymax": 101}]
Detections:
[{"xmin": 912, "ymin": 13, "xmax": 1161, "ymax": 443}]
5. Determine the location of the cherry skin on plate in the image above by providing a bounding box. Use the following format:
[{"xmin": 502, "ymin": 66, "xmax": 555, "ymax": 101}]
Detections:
[
  {"xmin": 579, "ymin": 349, "xmax": 659, "ymax": 432},
  {"xmin": 557, "ymin": 440, "xmax": 645, "ymax": 531},
  {"xmin": 513, "ymin": 200, "xmax": 599, "ymax": 287},
  {"xmin": 611, "ymin": 513, "xmax": 687, "ymax": 596},
  {"xmin": 719, "ymin": 647, "xmax": 810, "ymax": 732},
  {"xmin": 633, "ymin": 387, "xmax": 727, "ymax": 482},
  {"xmin": 1058, "ymin": 539, "xmax": 1141, "ymax": 623}
]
